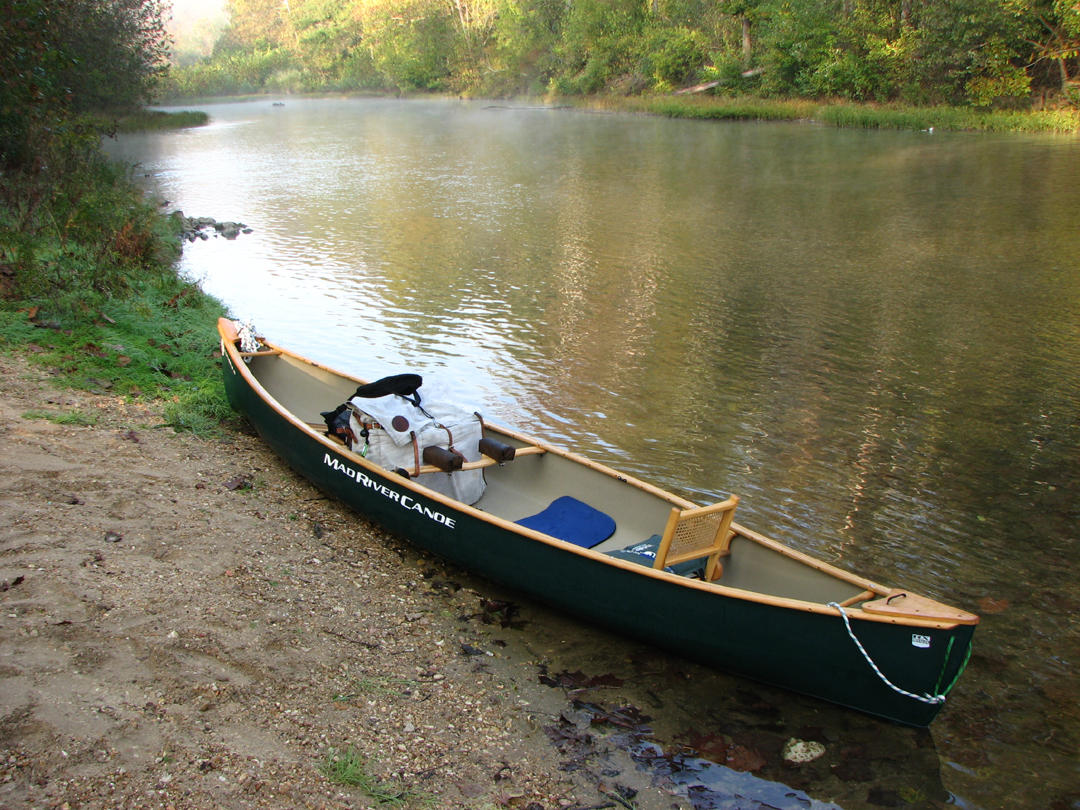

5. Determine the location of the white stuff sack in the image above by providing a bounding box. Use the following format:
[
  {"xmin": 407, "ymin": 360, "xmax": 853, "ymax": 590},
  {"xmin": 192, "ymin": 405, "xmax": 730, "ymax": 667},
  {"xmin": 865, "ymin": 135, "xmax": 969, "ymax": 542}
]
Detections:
[{"xmin": 347, "ymin": 393, "xmax": 486, "ymax": 505}]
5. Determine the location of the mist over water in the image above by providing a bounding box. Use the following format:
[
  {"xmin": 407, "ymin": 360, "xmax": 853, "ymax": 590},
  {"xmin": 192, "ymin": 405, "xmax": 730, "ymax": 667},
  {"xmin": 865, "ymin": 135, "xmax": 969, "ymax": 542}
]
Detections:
[{"xmin": 109, "ymin": 97, "xmax": 1080, "ymax": 808}]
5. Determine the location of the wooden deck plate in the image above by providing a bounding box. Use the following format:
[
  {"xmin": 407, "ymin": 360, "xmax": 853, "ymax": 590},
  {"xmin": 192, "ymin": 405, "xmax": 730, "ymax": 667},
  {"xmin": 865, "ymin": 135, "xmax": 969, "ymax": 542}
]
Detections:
[{"xmin": 863, "ymin": 590, "xmax": 979, "ymax": 624}]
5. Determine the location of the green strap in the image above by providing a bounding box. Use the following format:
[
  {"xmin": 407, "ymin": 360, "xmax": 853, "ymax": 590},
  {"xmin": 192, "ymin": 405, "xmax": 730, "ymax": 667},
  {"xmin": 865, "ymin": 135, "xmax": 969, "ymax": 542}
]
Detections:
[{"xmin": 934, "ymin": 636, "xmax": 974, "ymax": 696}]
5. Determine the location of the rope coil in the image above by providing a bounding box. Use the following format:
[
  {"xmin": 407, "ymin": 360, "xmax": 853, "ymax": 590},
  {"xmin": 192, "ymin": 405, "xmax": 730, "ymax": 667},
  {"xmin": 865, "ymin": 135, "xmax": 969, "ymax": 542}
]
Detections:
[{"xmin": 827, "ymin": 601, "xmax": 949, "ymax": 705}]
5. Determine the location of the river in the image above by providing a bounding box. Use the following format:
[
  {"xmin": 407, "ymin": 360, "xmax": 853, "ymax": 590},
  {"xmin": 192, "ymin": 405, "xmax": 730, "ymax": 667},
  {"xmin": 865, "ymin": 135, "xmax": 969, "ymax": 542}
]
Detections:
[{"xmin": 107, "ymin": 97, "xmax": 1080, "ymax": 809}]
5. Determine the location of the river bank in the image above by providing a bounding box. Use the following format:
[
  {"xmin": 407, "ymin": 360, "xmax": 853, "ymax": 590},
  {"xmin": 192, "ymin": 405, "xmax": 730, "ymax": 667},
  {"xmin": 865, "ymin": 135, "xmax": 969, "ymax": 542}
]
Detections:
[
  {"xmin": 595, "ymin": 93, "xmax": 1080, "ymax": 133},
  {"xmin": 0, "ymin": 342, "xmax": 972, "ymax": 810},
  {"xmin": 0, "ymin": 351, "xmax": 687, "ymax": 809},
  {"xmin": 154, "ymin": 91, "xmax": 1080, "ymax": 133}
]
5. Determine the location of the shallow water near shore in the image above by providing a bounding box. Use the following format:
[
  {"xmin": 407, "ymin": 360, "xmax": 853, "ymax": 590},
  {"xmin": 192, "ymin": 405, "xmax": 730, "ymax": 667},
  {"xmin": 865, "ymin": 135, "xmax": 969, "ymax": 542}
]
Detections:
[{"xmin": 107, "ymin": 97, "xmax": 1080, "ymax": 808}]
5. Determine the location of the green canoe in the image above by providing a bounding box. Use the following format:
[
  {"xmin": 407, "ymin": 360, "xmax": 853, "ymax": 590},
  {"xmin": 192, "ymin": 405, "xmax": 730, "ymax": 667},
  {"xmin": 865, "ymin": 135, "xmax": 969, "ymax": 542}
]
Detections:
[{"xmin": 218, "ymin": 317, "xmax": 977, "ymax": 726}]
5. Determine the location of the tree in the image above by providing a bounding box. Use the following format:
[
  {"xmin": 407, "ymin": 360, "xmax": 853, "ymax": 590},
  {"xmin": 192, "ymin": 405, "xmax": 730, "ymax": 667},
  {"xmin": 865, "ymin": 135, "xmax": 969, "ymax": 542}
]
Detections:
[
  {"xmin": 1013, "ymin": 0, "xmax": 1080, "ymax": 101},
  {"xmin": 719, "ymin": 0, "xmax": 762, "ymax": 67},
  {"xmin": 286, "ymin": 0, "xmax": 367, "ymax": 85},
  {"xmin": 908, "ymin": 0, "xmax": 1033, "ymax": 105},
  {"xmin": 217, "ymin": 0, "xmax": 289, "ymax": 52},
  {"xmin": 358, "ymin": 0, "xmax": 457, "ymax": 91},
  {"xmin": 1, "ymin": 0, "xmax": 170, "ymax": 170}
]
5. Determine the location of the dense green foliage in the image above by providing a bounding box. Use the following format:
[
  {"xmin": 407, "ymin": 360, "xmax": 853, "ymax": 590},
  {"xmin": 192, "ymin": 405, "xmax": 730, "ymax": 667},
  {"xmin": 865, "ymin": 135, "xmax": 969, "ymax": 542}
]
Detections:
[
  {"xmin": 1, "ymin": 0, "xmax": 232, "ymax": 433},
  {"xmin": 0, "ymin": 146, "xmax": 233, "ymax": 434},
  {"xmin": 0, "ymin": 139, "xmax": 233, "ymax": 434},
  {"xmin": 164, "ymin": 0, "xmax": 1080, "ymax": 111},
  {"xmin": 1, "ymin": 0, "xmax": 170, "ymax": 169}
]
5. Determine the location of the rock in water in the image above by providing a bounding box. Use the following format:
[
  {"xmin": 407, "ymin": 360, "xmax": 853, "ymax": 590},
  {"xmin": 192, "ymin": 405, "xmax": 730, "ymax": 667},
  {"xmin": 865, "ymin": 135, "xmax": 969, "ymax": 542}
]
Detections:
[{"xmin": 782, "ymin": 738, "xmax": 826, "ymax": 764}]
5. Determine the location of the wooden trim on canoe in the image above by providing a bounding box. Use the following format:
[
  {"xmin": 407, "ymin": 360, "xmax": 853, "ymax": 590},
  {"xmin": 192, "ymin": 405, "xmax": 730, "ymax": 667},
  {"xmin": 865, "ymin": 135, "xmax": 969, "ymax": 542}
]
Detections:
[
  {"xmin": 863, "ymin": 590, "xmax": 979, "ymax": 625},
  {"xmin": 489, "ymin": 422, "xmax": 696, "ymax": 510},
  {"xmin": 219, "ymin": 318, "xmax": 239, "ymax": 343},
  {"xmin": 730, "ymin": 521, "xmax": 890, "ymax": 597}
]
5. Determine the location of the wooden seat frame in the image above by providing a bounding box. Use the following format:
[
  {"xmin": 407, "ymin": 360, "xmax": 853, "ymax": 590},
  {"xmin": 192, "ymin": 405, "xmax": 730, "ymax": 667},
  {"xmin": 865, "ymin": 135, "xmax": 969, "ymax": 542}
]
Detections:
[{"xmin": 653, "ymin": 495, "xmax": 740, "ymax": 581}]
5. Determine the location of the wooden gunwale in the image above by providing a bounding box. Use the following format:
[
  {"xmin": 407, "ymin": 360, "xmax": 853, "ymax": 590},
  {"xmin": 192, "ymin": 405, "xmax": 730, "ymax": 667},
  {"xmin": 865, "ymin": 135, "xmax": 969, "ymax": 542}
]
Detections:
[{"xmin": 220, "ymin": 324, "xmax": 973, "ymax": 631}]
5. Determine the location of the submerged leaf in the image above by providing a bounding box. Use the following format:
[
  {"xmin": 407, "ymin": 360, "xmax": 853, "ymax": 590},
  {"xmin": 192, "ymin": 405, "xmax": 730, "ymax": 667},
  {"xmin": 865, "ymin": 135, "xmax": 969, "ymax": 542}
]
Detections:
[{"xmin": 978, "ymin": 596, "xmax": 1010, "ymax": 614}]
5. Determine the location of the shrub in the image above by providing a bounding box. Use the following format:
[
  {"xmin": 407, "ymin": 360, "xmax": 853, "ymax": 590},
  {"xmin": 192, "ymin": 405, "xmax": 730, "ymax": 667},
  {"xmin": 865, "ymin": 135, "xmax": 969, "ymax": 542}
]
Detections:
[{"xmin": 640, "ymin": 26, "xmax": 707, "ymax": 90}]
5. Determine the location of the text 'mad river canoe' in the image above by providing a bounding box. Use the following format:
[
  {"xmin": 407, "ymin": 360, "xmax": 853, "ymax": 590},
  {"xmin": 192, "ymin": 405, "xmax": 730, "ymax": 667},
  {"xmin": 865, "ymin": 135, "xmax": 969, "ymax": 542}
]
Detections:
[{"xmin": 218, "ymin": 317, "xmax": 977, "ymax": 726}]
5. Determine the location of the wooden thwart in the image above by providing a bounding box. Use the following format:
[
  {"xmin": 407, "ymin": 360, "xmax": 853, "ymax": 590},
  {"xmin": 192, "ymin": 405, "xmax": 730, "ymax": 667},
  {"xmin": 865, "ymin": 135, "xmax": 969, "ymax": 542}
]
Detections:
[
  {"xmin": 837, "ymin": 589, "xmax": 878, "ymax": 608},
  {"xmin": 310, "ymin": 425, "xmax": 547, "ymax": 476},
  {"xmin": 410, "ymin": 444, "xmax": 545, "ymax": 476},
  {"xmin": 654, "ymin": 495, "xmax": 740, "ymax": 581}
]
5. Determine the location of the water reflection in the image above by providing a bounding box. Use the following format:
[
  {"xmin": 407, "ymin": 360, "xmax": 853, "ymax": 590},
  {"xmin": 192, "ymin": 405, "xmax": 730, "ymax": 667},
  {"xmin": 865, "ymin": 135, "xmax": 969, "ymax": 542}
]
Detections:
[{"xmin": 107, "ymin": 98, "xmax": 1080, "ymax": 809}]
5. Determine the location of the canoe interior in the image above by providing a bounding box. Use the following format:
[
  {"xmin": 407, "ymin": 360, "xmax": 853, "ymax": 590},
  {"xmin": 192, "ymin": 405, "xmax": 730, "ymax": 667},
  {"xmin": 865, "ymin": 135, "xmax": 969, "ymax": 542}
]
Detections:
[{"xmin": 244, "ymin": 350, "xmax": 875, "ymax": 607}]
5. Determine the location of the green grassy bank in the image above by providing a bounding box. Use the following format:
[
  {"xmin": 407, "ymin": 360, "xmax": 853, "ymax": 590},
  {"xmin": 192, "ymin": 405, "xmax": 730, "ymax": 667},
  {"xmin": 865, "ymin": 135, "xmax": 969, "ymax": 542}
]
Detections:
[
  {"xmin": 0, "ymin": 111, "xmax": 233, "ymax": 435},
  {"xmin": 596, "ymin": 94, "xmax": 1080, "ymax": 133}
]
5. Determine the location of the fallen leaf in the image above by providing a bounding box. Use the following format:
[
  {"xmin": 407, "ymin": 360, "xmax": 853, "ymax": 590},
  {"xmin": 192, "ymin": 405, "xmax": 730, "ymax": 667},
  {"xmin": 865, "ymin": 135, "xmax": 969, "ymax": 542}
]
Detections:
[
  {"xmin": 978, "ymin": 596, "xmax": 1010, "ymax": 614},
  {"xmin": 538, "ymin": 669, "xmax": 624, "ymax": 690},
  {"xmin": 726, "ymin": 743, "xmax": 767, "ymax": 772}
]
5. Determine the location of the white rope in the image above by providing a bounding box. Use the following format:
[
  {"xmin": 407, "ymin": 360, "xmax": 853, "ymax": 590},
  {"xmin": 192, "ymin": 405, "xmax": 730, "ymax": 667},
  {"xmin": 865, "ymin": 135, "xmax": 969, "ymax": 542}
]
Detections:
[{"xmin": 827, "ymin": 602, "xmax": 946, "ymax": 705}]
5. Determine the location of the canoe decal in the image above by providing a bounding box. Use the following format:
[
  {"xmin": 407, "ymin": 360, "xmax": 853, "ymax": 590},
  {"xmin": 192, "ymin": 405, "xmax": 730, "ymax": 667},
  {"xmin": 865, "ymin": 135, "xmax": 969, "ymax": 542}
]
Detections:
[{"xmin": 322, "ymin": 453, "xmax": 458, "ymax": 528}]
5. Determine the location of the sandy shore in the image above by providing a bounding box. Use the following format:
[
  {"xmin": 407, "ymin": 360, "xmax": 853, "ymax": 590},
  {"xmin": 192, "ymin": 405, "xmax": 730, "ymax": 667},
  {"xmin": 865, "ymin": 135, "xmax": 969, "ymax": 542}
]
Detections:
[{"xmin": 0, "ymin": 354, "xmax": 691, "ymax": 809}]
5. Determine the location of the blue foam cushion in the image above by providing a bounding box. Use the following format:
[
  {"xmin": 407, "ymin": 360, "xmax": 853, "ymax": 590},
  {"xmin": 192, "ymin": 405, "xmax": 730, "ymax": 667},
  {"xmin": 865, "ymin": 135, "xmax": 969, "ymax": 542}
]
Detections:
[{"xmin": 515, "ymin": 495, "xmax": 616, "ymax": 549}]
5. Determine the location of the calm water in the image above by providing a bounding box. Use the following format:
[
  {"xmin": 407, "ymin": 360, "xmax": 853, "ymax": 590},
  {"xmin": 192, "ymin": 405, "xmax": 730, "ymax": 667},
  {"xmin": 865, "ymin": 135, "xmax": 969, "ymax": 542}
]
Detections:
[{"xmin": 108, "ymin": 98, "xmax": 1080, "ymax": 809}]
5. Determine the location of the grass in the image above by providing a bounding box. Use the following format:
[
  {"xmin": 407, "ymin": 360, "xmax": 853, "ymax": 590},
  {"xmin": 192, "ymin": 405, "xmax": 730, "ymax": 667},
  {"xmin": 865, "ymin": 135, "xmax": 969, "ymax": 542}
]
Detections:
[
  {"xmin": 607, "ymin": 94, "xmax": 821, "ymax": 123},
  {"xmin": 22, "ymin": 408, "xmax": 99, "ymax": 426},
  {"xmin": 113, "ymin": 110, "xmax": 210, "ymax": 132},
  {"xmin": 0, "ymin": 111, "xmax": 237, "ymax": 437},
  {"xmin": 591, "ymin": 94, "xmax": 1080, "ymax": 133},
  {"xmin": 0, "ymin": 280, "xmax": 234, "ymax": 436},
  {"xmin": 332, "ymin": 675, "xmax": 419, "ymax": 701},
  {"xmin": 817, "ymin": 102, "xmax": 1080, "ymax": 133},
  {"xmin": 319, "ymin": 748, "xmax": 431, "ymax": 805}
]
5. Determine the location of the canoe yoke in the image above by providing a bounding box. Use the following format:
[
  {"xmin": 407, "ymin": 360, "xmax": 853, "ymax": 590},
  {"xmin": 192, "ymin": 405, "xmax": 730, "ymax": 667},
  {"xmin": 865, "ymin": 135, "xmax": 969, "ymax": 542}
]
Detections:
[
  {"xmin": 317, "ymin": 374, "xmax": 537, "ymax": 476},
  {"xmin": 314, "ymin": 416, "xmax": 545, "ymax": 476}
]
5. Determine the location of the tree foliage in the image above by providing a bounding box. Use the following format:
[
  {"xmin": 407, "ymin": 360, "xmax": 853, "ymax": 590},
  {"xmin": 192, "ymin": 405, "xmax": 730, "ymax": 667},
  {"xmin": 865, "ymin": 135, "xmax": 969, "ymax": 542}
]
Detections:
[
  {"xmin": 1, "ymin": 0, "xmax": 173, "ymax": 310},
  {"xmin": 164, "ymin": 0, "xmax": 1080, "ymax": 108},
  {"xmin": 1, "ymin": 0, "xmax": 170, "ymax": 171}
]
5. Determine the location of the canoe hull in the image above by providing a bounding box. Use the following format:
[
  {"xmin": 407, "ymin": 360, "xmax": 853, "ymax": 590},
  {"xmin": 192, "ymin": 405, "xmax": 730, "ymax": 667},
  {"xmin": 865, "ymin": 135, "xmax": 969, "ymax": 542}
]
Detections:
[{"xmin": 221, "ymin": 339, "xmax": 973, "ymax": 727}]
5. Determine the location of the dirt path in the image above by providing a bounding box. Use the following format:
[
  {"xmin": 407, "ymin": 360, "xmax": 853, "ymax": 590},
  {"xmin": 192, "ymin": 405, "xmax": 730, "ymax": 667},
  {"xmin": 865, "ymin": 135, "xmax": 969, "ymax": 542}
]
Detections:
[{"xmin": 0, "ymin": 355, "xmax": 686, "ymax": 809}]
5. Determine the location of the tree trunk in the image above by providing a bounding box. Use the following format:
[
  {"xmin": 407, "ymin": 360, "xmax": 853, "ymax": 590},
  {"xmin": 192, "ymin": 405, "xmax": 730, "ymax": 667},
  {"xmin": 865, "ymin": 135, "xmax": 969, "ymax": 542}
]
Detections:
[{"xmin": 742, "ymin": 17, "xmax": 752, "ymax": 68}]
